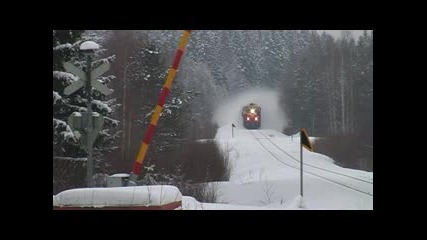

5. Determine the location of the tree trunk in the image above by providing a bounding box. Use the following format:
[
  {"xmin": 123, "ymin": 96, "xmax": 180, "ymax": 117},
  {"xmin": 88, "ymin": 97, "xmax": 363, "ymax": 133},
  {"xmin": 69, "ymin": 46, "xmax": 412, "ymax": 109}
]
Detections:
[
  {"xmin": 340, "ymin": 55, "xmax": 346, "ymax": 135},
  {"xmin": 121, "ymin": 65, "xmax": 128, "ymax": 164}
]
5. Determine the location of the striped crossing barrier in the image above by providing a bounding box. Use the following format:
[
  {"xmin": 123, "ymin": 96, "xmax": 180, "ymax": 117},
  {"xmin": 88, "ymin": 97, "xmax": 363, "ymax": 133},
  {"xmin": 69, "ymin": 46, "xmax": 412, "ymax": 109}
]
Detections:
[{"xmin": 131, "ymin": 30, "xmax": 191, "ymax": 178}]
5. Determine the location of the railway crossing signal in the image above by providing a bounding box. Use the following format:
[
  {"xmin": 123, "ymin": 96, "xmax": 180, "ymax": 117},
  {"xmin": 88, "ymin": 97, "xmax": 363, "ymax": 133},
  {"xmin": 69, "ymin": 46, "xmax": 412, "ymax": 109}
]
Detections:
[
  {"xmin": 63, "ymin": 41, "xmax": 112, "ymax": 187},
  {"xmin": 68, "ymin": 112, "xmax": 105, "ymax": 149},
  {"xmin": 63, "ymin": 61, "xmax": 112, "ymax": 96}
]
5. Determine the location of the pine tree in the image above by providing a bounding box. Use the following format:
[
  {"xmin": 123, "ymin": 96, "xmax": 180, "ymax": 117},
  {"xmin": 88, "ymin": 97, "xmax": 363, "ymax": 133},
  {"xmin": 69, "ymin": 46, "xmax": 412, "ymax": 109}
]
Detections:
[{"xmin": 354, "ymin": 30, "xmax": 373, "ymax": 144}]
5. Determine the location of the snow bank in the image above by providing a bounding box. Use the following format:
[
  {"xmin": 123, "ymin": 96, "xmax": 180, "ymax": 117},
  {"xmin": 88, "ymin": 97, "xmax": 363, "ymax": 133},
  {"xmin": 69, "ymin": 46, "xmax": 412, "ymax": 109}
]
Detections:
[
  {"xmin": 182, "ymin": 196, "xmax": 204, "ymax": 210},
  {"xmin": 53, "ymin": 195, "xmax": 59, "ymax": 206},
  {"xmin": 54, "ymin": 186, "xmax": 182, "ymax": 208},
  {"xmin": 182, "ymin": 196, "xmax": 284, "ymax": 210},
  {"xmin": 213, "ymin": 126, "xmax": 373, "ymax": 209},
  {"xmin": 287, "ymin": 195, "xmax": 307, "ymax": 209}
]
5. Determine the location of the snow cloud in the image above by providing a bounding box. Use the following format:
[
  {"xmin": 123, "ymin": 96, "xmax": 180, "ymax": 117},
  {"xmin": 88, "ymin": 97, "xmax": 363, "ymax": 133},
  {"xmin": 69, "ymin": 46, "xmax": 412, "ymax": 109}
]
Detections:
[{"xmin": 212, "ymin": 88, "xmax": 288, "ymax": 131}]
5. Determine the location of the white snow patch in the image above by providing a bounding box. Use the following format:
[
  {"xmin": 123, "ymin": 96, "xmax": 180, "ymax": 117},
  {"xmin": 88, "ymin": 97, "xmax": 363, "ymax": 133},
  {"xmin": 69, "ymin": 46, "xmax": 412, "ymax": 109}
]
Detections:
[
  {"xmin": 53, "ymin": 118, "xmax": 77, "ymax": 142},
  {"xmin": 172, "ymin": 97, "xmax": 182, "ymax": 105},
  {"xmin": 61, "ymin": 128, "xmax": 76, "ymax": 141},
  {"xmin": 53, "ymin": 91, "xmax": 62, "ymax": 104},
  {"xmin": 53, "ymin": 71, "xmax": 78, "ymax": 83},
  {"xmin": 92, "ymin": 100, "xmax": 112, "ymax": 113},
  {"xmin": 53, "ymin": 118, "xmax": 67, "ymax": 128},
  {"xmin": 80, "ymin": 41, "xmax": 99, "ymax": 51},
  {"xmin": 53, "ymin": 43, "xmax": 73, "ymax": 51},
  {"xmin": 146, "ymin": 50, "xmax": 159, "ymax": 54},
  {"xmin": 109, "ymin": 173, "xmax": 130, "ymax": 178},
  {"xmin": 163, "ymin": 108, "xmax": 172, "ymax": 115}
]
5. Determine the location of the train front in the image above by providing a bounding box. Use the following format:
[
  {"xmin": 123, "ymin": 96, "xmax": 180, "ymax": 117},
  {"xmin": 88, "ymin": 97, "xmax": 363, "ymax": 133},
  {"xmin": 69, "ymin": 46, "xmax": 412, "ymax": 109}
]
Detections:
[{"xmin": 242, "ymin": 104, "xmax": 261, "ymax": 129}]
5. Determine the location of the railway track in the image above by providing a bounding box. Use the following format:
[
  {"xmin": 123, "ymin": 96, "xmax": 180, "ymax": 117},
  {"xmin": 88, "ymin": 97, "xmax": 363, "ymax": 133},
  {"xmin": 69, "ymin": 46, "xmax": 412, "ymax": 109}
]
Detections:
[{"xmin": 248, "ymin": 130, "xmax": 373, "ymax": 197}]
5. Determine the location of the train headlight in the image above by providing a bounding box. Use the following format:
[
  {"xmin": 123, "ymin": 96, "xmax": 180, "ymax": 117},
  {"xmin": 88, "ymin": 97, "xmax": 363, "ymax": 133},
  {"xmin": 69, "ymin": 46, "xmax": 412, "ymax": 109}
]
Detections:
[
  {"xmin": 250, "ymin": 109, "xmax": 255, "ymax": 114},
  {"xmin": 246, "ymin": 117, "xmax": 250, "ymax": 121},
  {"xmin": 255, "ymin": 117, "xmax": 258, "ymax": 121}
]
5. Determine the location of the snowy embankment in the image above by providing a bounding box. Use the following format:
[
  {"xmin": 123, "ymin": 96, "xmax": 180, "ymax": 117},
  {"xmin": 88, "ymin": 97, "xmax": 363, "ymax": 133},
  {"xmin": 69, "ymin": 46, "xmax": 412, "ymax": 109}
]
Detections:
[{"xmin": 198, "ymin": 124, "xmax": 373, "ymax": 210}]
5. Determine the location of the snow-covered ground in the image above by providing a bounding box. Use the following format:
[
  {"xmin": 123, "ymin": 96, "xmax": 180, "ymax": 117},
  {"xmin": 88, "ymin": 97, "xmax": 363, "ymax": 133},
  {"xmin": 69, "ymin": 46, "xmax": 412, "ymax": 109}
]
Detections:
[
  {"xmin": 53, "ymin": 124, "xmax": 373, "ymax": 210},
  {"xmin": 182, "ymin": 124, "xmax": 373, "ymax": 210},
  {"xmin": 54, "ymin": 87, "xmax": 372, "ymax": 210}
]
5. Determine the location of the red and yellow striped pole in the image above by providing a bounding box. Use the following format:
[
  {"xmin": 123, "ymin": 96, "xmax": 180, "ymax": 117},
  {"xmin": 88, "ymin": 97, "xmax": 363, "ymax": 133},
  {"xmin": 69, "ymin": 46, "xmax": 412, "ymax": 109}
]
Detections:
[{"xmin": 130, "ymin": 30, "xmax": 191, "ymax": 179}]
